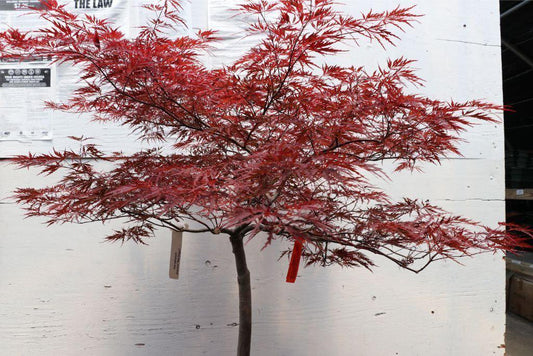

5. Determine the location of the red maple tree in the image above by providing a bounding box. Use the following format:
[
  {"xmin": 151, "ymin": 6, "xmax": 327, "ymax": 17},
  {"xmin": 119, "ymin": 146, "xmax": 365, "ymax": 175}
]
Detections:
[{"xmin": 1, "ymin": 1, "xmax": 527, "ymax": 355}]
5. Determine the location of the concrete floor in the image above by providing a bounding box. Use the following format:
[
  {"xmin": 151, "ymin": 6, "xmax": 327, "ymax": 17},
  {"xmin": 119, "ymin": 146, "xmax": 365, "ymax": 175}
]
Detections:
[{"xmin": 506, "ymin": 313, "xmax": 533, "ymax": 356}]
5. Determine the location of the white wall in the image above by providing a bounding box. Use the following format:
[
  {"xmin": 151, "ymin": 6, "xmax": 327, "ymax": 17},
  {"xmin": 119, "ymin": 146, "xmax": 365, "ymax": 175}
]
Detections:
[{"xmin": 0, "ymin": 1, "xmax": 507, "ymax": 355}]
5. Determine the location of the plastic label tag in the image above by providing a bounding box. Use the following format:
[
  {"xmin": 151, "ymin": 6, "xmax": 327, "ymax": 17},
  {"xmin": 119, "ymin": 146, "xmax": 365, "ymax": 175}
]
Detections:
[{"xmin": 169, "ymin": 230, "xmax": 183, "ymax": 279}]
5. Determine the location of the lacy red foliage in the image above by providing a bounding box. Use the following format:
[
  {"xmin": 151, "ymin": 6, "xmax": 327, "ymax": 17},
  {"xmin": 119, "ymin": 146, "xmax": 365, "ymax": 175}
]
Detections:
[{"xmin": 2, "ymin": 0, "xmax": 529, "ymax": 273}]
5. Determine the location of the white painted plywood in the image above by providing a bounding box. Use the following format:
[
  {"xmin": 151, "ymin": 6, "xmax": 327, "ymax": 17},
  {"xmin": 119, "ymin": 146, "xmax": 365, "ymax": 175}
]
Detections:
[
  {"xmin": 0, "ymin": 0, "xmax": 508, "ymax": 355},
  {"xmin": 0, "ymin": 191, "xmax": 506, "ymax": 356}
]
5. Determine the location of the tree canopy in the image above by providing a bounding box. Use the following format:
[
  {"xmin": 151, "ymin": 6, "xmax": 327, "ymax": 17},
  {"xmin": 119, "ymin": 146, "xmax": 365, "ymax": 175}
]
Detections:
[{"xmin": 1, "ymin": 0, "xmax": 527, "ymax": 274}]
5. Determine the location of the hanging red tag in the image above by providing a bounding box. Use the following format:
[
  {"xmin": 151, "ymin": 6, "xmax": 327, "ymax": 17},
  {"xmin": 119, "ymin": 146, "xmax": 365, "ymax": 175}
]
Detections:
[{"xmin": 286, "ymin": 239, "xmax": 303, "ymax": 283}]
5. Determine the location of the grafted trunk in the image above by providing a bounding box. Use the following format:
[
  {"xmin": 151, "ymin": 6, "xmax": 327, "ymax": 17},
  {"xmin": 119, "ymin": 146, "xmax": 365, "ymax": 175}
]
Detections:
[{"xmin": 229, "ymin": 232, "xmax": 252, "ymax": 356}]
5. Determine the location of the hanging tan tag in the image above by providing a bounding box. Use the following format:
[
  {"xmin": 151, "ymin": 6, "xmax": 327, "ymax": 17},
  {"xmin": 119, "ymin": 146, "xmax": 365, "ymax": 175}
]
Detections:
[{"xmin": 169, "ymin": 230, "xmax": 183, "ymax": 279}]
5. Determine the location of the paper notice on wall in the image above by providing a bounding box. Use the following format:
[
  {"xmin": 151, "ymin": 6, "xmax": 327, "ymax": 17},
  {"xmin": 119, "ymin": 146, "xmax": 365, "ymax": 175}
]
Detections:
[
  {"xmin": 131, "ymin": 0, "xmax": 205, "ymax": 39},
  {"xmin": 207, "ymin": 0, "xmax": 259, "ymax": 68},
  {"xmin": 0, "ymin": 0, "xmax": 47, "ymax": 31},
  {"xmin": 1, "ymin": 1, "xmax": 130, "ymax": 33},
  {"xmin": 0, "ymin": 64, "xmax": 54, "ymax": 141},
  {"xmin": 0, "ymin": 67, "xmax": 50, "ymax": 87},
  {"xmin": 65, "ymin": 0, "xmax": 130, "ymax": 36},
  {"xmin": 0, "ymin": 0, "xmax": 46, "ymax": 11},
  {"xmin": 55, "ymin": 0, "xmax": 130, "ymax": 98},
  {"xmin": 69, "ymin": 0, "xmax": 115, "ymax": 9}
]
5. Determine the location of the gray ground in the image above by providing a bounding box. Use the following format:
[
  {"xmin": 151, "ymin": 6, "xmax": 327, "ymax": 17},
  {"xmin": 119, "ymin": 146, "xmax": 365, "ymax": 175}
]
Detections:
[{"xmin": 507, "ymin": 312, "xmax": 533, "ymax": 355}]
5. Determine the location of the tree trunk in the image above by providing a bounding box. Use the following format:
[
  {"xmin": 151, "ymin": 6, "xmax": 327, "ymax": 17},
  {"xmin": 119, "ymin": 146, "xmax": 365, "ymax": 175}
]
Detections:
[{"xmin": 229, "ymin": 232, "xmax": 252, "ymax": 356}]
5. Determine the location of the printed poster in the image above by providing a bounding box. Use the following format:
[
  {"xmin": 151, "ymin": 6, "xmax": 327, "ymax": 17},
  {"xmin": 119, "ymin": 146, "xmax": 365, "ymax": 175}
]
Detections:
[
  {"xmin": 0, "ymin": 0, "xmax": 46, "ymax": 11},
  {"xmin": 0, "ymin": 1, "xmax": 127, "ymax": 143},
  {"xmin": 0, "ymin": 62, "xmax": 54, "ymax": 141}
]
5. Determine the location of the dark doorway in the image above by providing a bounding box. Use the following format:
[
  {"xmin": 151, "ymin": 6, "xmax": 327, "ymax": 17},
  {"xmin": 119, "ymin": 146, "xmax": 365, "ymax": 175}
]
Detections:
[{"xmin": 501, "ymin": 1, "xmax": 533, "ymax": 249}]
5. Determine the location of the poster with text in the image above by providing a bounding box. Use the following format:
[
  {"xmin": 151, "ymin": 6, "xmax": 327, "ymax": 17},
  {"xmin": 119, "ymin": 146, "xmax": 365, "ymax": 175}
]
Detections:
[
  {"xmin": 0, "ymin": 63, "xmax": 54, "ymax": 141},
  {"xmin": 66, "ymin": 0, "xmax": 130, "ymax": 36},
  {"xmin": 0, "ymin": 0, "xmax": 48, "ymax": 31}
]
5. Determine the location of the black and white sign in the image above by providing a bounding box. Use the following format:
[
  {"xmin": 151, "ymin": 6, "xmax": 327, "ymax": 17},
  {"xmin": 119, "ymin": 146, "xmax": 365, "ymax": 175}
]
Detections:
[
  {"xmin": 0, "ymin": 0, "xmax": 46, "ymax": 11},
  {"xmin": 0, "ymin": 68, "xmax": 51, "ymax": 88}
]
